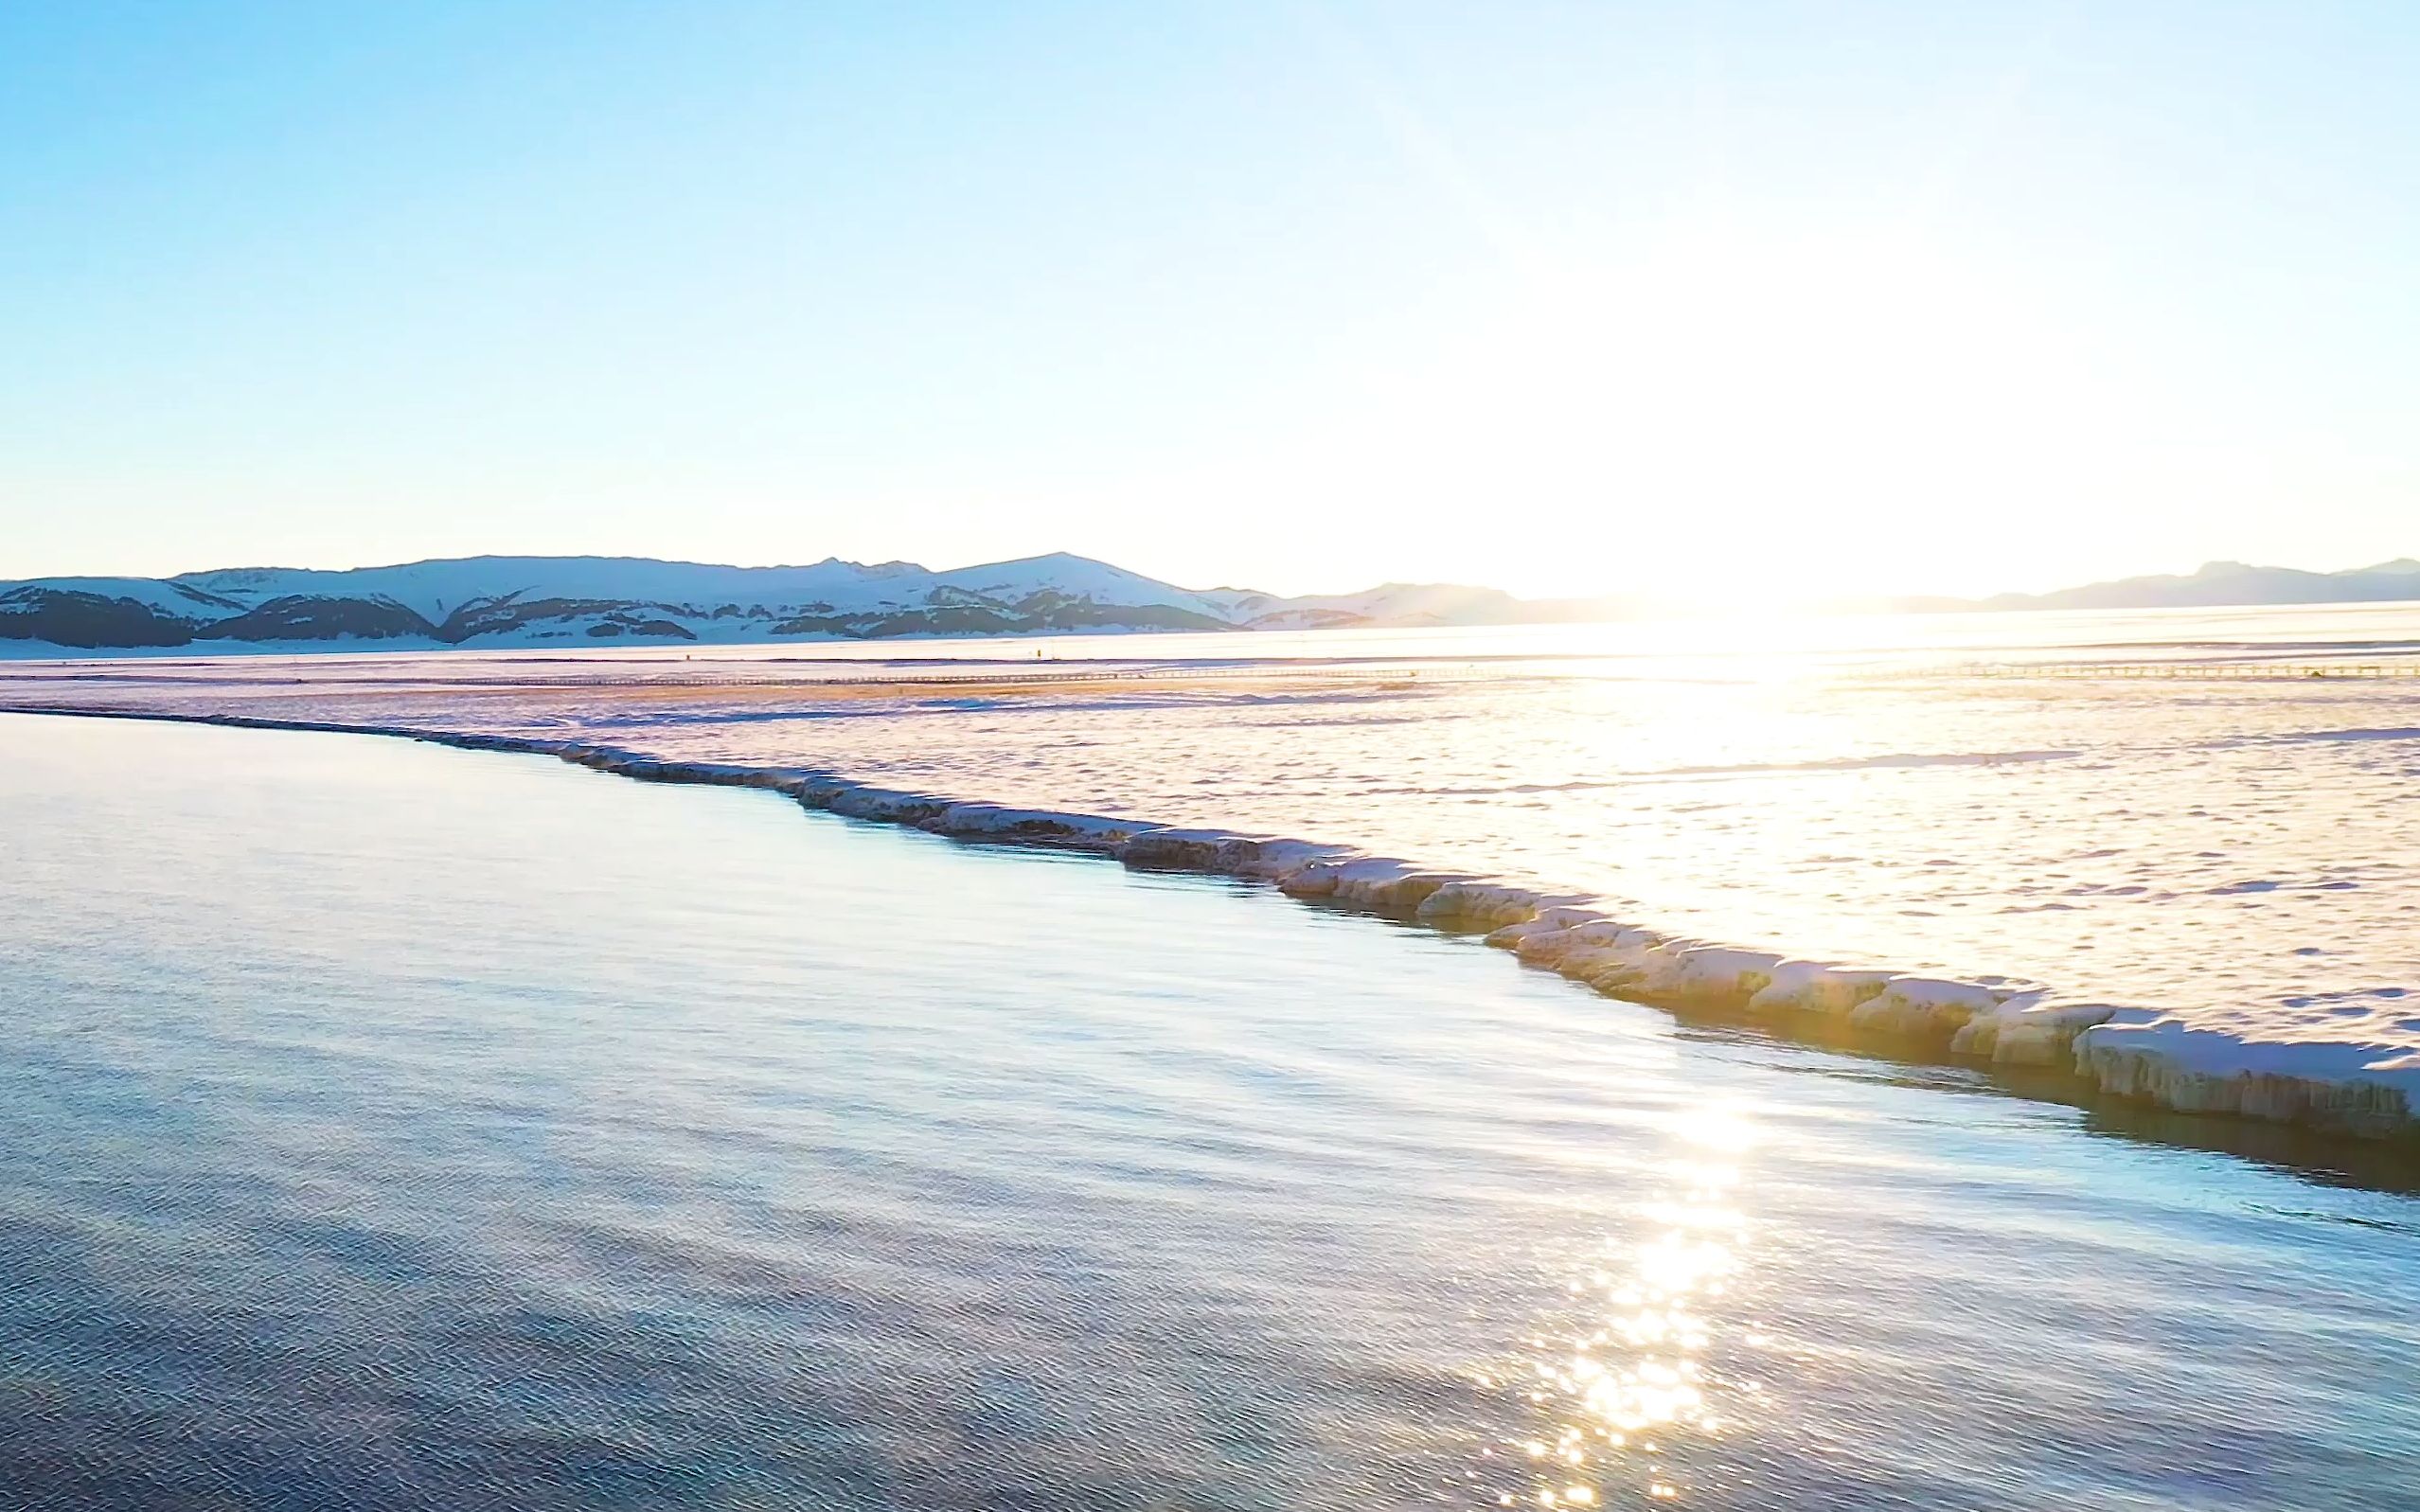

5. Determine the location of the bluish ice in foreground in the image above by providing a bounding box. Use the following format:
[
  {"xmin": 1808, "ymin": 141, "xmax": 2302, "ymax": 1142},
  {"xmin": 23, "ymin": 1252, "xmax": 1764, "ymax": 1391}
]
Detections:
[{"xmin": 1, "ymin": 714, "xmax": 2415, "ymax": 1511}]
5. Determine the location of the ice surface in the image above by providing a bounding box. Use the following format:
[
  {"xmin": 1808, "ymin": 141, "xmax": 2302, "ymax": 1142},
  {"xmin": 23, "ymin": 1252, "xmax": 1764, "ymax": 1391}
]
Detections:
[
  {"xmin": 2075, "ymin": 1017, "xmax": 2420, "ymax": 1136},
  {"xmin": 7, "ymin": 604, "xmax": 2420, "ymax": 1135}
]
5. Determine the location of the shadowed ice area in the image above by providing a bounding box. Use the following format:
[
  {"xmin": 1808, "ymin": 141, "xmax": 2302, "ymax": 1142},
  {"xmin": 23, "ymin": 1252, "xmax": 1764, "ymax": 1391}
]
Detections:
[{"xmin": 3, "ymin": 713, "xmax": 2417, "ymax": 1510}]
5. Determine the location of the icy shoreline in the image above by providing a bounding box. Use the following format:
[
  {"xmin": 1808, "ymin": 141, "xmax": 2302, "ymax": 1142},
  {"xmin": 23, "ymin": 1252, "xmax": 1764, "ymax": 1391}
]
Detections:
[{"xmin": 11, "ymin": 703, "xmax": 2418, "ymax": 1143}]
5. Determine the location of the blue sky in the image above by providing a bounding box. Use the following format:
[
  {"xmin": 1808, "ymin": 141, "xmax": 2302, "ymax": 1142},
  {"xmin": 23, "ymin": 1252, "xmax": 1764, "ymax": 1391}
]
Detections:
[{"xmin": 2, "ymin": 1, "xmax": 2413, "ymax": 598}]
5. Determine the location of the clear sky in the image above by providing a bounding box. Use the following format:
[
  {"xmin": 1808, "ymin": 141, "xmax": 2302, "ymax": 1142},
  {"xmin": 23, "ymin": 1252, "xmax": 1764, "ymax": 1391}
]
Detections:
[{"xmin": 2, "ymin": 2, "xmax": 2413, "ymax": 600}]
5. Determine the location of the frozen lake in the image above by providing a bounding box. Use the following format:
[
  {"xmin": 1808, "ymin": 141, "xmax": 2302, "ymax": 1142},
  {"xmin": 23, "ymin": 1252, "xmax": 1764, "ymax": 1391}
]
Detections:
[
  {"xmin": 2, "ymin": 712, "xmax": 2418, "ymax": 1509},
  {"xmin": 7, "ymin": 604, "xmax": 2419, "ymax": 1087}
]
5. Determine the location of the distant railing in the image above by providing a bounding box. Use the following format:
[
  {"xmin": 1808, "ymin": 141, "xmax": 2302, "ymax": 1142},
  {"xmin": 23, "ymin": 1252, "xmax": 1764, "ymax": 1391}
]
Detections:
[
  {"xmin": 5, "ymin": 662, "xmax": 1475, "ymax": 692},
  {"xmin": 15, "ymin": 654, "xmax": 2420, "ymax": 693},
  {"xmin": 425, "ymin": 666, "xmax": 1361, "ymax": 689},
  {"xmin": 1955, "ymin": 660, "xmax": 2420, "ymax": 681}
]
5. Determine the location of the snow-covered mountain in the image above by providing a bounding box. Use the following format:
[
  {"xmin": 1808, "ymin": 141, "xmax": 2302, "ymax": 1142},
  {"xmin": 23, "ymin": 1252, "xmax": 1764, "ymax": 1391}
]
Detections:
[
  {"xmin": 1199, "ymin": 582, "xmax": 1534, "ymax": 631},
  {"xmin": 1974, "ymin": 559, "xmax": 2420, "ymax": 612},
  {"xmin": 11, "ymin": 549, "xmax": 2418, "ymax": 653},
  {"xmin": 0, "ymin": 552, "xmax": 1583, "ymax": 652}
]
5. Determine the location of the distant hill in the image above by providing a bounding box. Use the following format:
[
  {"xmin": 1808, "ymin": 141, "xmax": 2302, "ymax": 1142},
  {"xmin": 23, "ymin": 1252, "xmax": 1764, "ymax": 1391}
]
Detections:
[
  {"xmin": 0, "ymin": 552, "xmax": 1635, "ymax": 653},
  {"xmin": 1973, "ymin": 559, "xmax": 2420, "ymax": 613}
]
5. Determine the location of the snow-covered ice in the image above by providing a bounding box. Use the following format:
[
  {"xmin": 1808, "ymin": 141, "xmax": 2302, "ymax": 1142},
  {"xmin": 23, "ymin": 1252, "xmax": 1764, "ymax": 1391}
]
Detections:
[{"xmin": 6, "ymin": 603, "xmax": 2419, "ymax": 1136}]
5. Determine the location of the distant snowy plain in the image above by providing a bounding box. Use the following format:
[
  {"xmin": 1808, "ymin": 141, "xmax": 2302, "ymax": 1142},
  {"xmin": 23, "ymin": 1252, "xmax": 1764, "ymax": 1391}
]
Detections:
[{"xmin": 8, "ymin": 603, "xmax": 2419, "ymax": 1133}]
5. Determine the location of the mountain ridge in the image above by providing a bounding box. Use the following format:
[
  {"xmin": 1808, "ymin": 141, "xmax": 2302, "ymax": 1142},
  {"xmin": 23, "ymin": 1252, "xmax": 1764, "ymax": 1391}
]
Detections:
[
  {"xmin": 5, "ymin": 551, "xmax": 2418, "ymax": 652},
  {"xmin": 1970, "ymin": 558, "xmax": 2420, "ymax": 613},
  {"xmin": 0, "ymin": 550, "xmax": 1609, "ymax": 652}
]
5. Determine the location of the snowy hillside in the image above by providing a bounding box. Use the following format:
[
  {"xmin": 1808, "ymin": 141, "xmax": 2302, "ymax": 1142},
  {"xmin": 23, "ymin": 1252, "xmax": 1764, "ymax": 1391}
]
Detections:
[
  {"xmin": 13, "ymin": 547, "xmax": 2419, "ymax": 653},
  {"xmin": 0, "ymin": 552, "xmax": 1554, "ymax": 652},
  {"xmin": 1979, "ymin": 559, "xmax": 2420, "ymax": 612},
  {"xmin": 1219, "ymin": 582, "xmax": 1535, "ymax": 631}
]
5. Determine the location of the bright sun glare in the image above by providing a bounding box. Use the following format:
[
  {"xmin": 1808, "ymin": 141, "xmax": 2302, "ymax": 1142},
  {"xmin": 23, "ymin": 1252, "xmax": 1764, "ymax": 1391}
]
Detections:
[{"xmin": 1272, "ymin": 225, "xmax": 2129, "ymax": 610}]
